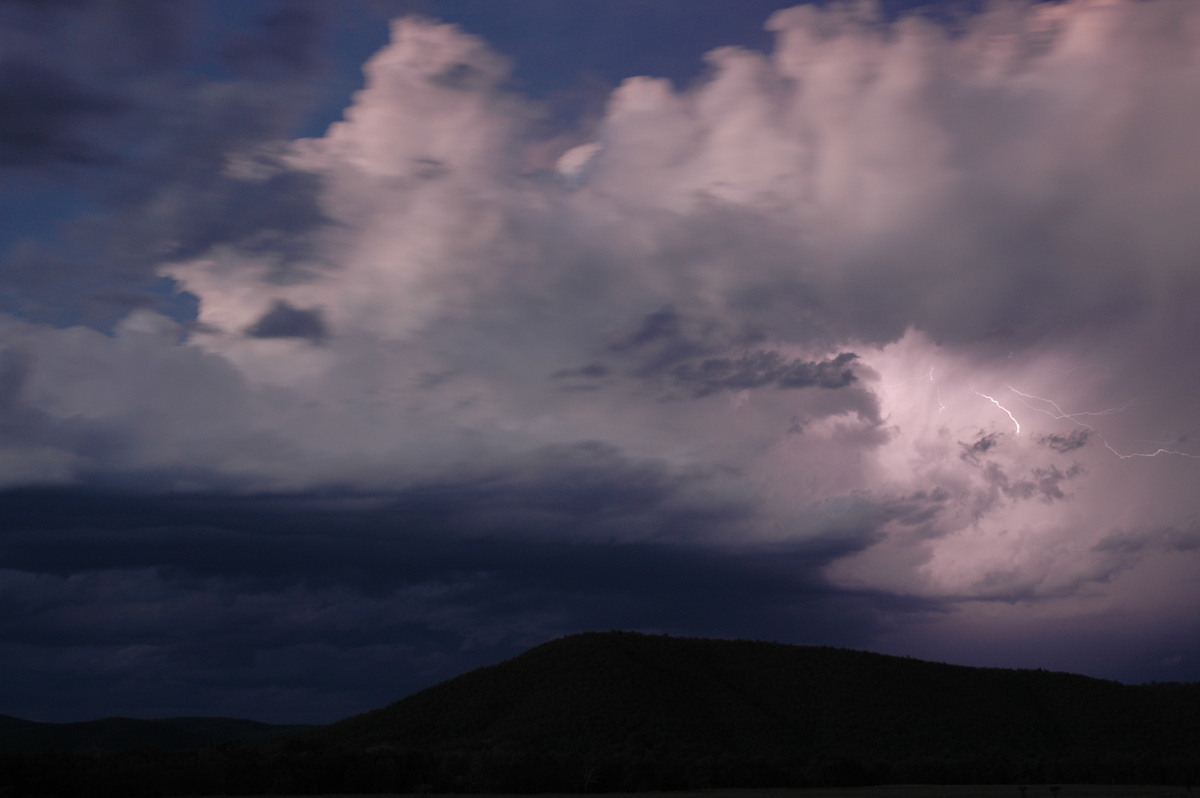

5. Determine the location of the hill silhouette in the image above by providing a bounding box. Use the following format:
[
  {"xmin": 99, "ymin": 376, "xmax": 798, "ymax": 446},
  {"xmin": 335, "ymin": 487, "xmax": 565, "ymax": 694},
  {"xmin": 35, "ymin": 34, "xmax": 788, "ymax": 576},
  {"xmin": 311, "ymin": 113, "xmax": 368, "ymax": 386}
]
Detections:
[
  {"xmin": 317, "ymin": 631, "xmax": 1200, "ymax": 790},
  {"xmin": 1, "ymin": 631, "xmax": 1197, "ymax": 795},
  {"xmin": 0, "ymin": 715, "xmax": 310, "ymax": 753},
  {"xmin": 0, "ymin": 714, "xmax": 38, "ymax": 734}
]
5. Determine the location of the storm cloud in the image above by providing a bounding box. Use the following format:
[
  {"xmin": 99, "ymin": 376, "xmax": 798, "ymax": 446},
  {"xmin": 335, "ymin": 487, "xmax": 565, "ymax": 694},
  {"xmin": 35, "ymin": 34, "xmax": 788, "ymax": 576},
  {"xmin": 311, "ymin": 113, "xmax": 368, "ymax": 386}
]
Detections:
[{"xmin": 1, "ymin": 0, "xmax": 1199, "ymax": 722}]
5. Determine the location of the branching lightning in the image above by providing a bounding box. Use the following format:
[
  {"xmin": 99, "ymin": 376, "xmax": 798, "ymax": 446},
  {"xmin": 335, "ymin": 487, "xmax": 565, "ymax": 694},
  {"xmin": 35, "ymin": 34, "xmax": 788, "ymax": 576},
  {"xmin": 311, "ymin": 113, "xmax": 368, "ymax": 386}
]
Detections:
[
  {"xmin": 1103, "ymin": 441, "xmax": 1200, "ymax": 460},
  {"xmin": 1008, "ymin": 386, "xmax": 1199, "ymax": 460},
  {"xmin": 888, "ymin": 349, "xmax": 1197, "ymax": 461},
  {"xmin": 973, "ymin": 391, "xmax": 1020, "ymax": 434},
  {"xmin": 1007, "ymin": 387, "xmax": 1133, "ymax": 431}
]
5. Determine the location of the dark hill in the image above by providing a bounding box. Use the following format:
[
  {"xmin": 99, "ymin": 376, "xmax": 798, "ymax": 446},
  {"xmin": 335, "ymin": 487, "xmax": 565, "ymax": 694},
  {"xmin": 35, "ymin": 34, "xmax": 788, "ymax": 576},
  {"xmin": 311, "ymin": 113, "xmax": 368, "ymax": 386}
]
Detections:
[
  {"xmin": 0, "ymin": 715, "xmax": 310, "ymax": 753},
  {"xmin": 319, "ymin": 631, "xmax": 1200, "ymax": 790},
  {"xmin": 0, "ymin": 715, "xmax": 38, "ymax": 733}
]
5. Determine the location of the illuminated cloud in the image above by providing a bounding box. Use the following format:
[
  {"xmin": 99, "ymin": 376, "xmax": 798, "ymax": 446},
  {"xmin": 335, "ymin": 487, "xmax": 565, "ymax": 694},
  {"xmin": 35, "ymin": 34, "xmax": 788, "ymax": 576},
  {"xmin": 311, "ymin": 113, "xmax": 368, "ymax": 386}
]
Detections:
[{"xmin": 1, "ymin": 0, "xmax": 1199, "ymax": 719}]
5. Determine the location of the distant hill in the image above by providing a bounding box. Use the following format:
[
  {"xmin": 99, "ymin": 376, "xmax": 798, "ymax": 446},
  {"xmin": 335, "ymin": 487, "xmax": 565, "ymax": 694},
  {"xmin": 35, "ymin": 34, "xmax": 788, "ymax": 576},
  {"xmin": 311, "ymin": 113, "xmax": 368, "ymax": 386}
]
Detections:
[
  {"xmin": 318, "ymin": 631, "xmax": 1200, "ymax": 790},
  {"xmin": 0, "ymin": 714, "xmax": 38, "ymax": 733},
  {"xmin": 0, "ymin": 715, "xmax": 310, "ymax": 753}
]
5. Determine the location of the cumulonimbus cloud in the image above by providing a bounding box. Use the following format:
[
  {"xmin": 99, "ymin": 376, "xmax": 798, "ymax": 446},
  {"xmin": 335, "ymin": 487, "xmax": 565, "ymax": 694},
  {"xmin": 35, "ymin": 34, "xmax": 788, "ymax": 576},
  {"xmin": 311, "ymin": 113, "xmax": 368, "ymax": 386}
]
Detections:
[{"xmin": 2, "ymin": 0, "xmax": 1199, "ymax": 678}]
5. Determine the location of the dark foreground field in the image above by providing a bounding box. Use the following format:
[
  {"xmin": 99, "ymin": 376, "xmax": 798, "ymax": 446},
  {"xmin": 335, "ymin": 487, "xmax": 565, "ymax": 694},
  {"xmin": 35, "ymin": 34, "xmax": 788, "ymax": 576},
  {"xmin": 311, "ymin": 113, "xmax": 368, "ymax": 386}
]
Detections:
[
  {"xmin": 727, "ymin": 789, "xmax": 1191, "ymax": 798},
  {"xmin": 259, "ymin": 788, "xmax": 1191, "ymax": 798}
]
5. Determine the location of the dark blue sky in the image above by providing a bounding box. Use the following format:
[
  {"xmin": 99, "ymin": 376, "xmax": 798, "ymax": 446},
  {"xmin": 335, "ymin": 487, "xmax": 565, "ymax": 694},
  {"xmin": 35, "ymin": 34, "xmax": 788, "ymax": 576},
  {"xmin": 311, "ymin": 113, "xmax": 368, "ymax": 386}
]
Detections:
[{"xmin": 1, "ymin": 0, "xmax": 1198, "ymax": 725}]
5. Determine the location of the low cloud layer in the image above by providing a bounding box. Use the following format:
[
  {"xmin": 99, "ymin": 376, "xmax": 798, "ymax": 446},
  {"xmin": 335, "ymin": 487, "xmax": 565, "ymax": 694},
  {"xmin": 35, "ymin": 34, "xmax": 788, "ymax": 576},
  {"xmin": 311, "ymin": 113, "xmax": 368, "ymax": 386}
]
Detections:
[{"xmin": 2, "ymin": 0, "xmax": 1199, "ymax": 721}]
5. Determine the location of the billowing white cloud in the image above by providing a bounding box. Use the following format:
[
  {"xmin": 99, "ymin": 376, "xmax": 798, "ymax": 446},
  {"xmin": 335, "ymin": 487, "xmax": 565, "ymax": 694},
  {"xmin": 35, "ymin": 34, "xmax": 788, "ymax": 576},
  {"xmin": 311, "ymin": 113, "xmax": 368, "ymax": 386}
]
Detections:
[{"xmin": 4, "ymin": 0, "xmax": 1200, "ymax": 667}]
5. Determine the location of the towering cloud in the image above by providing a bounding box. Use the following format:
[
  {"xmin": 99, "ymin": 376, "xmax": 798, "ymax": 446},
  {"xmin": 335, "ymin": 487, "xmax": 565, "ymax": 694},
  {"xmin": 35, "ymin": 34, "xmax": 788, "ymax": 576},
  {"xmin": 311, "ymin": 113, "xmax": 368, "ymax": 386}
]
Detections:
[{"xmin": 2, "ymin": 0, "xmax": 1199, "ymax": 720}]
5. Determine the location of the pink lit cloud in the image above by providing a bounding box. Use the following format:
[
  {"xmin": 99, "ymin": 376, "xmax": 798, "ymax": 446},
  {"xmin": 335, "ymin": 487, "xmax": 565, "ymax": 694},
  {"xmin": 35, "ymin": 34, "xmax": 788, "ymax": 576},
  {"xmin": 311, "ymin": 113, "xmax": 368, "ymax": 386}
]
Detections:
[{"xmin": 1, "ymin": 0, "xmax": 1198, "ymax": 721}]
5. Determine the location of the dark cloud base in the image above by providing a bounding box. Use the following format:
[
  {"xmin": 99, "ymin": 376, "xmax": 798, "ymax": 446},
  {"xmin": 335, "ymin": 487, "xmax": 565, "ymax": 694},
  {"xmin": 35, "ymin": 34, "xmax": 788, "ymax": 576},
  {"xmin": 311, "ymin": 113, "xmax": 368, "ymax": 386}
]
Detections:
[
  {"xmin": 0, "ymin": 484, "xmax": 913, "ymax": 724},
  {"xmin": 4, "ymin": 481, "xmax": 1196, "ymax": 724}
]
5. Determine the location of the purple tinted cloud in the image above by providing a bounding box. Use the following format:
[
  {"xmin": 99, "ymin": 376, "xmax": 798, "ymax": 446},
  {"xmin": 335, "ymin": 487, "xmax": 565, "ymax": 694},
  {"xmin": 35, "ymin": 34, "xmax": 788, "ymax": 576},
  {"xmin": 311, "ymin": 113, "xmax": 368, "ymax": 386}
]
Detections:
[{"xmin": 1, "ymin": 0, "xmax": 1199, "ymax": 721}]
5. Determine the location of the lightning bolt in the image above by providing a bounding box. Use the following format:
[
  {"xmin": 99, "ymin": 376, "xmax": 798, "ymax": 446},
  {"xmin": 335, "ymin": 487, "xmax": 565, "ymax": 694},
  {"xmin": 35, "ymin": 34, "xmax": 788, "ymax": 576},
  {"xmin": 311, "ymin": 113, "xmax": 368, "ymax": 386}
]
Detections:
[
  {"xmin": 928, "ymin": 368, "xmax": 946, "ymax": 412},
  {"xmin": 973, "ymin": 391, "xmax": 1020, "ymax": 434},
  {"xmin": 1007, "ymin": 386, "xmax": 1199, "ymax": 460},
  {"xmin": 1103, "ymin": 442, "xmax": 1200, "ymax": 460},
  {"xmin": 1007, "ymin": 387, "xmax": 1133, "ymax": 431}
]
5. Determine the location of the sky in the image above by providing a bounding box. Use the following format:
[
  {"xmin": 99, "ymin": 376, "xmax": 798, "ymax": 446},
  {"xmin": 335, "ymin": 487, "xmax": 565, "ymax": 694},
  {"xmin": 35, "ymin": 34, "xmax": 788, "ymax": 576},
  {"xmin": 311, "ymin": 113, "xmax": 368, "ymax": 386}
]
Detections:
[{"xmin": 1, "ymin": 0, "xmax": 1199, "ymax": 725}]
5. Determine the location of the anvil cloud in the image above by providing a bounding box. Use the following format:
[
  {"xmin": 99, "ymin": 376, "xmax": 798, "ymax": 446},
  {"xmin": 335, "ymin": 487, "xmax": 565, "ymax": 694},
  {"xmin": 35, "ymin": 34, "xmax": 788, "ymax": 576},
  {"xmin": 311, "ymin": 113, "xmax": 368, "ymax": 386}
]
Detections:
[{"xmin": 1, "ymin": 0, "xmax": 1198, "ymax": 723}]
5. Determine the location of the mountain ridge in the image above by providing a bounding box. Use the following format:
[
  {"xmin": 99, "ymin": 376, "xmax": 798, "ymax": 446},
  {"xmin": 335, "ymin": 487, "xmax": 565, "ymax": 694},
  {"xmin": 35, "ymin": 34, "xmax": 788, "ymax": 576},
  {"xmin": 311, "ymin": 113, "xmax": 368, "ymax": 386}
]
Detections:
[{"xmin": 307, "ymin": 630, "xmax": 1198, "ymax": 789}]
